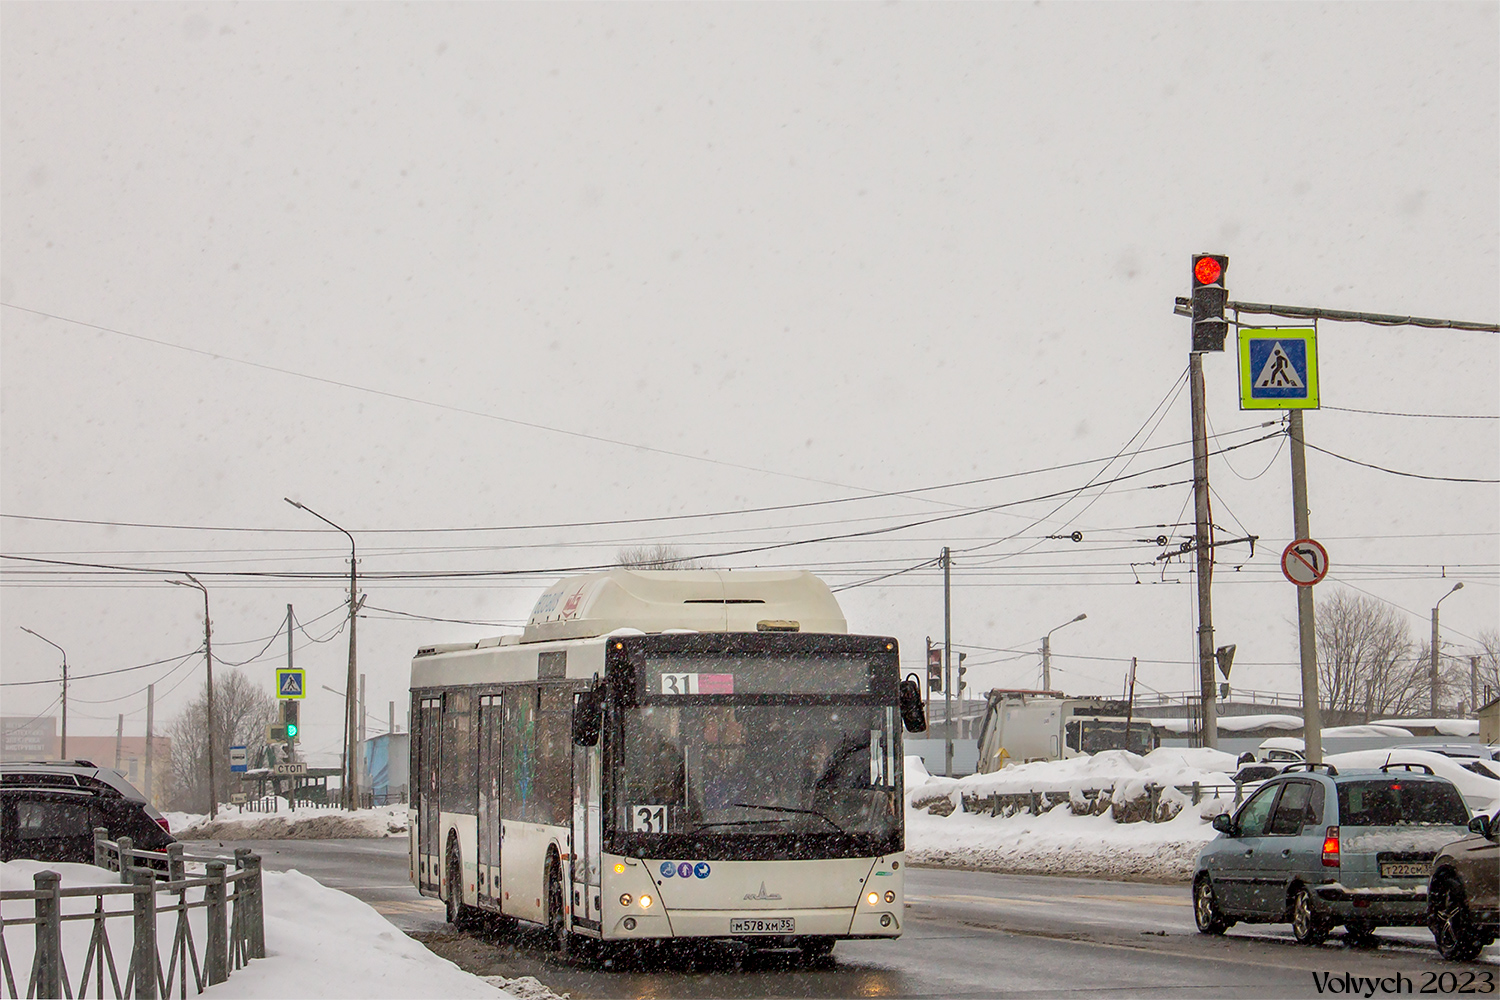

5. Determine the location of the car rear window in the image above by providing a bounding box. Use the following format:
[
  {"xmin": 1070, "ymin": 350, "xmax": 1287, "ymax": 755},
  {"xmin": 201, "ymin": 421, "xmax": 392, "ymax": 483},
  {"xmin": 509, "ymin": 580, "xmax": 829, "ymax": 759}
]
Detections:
[
  {"xmin": 16, "ymin": 798, "xmax": 94, "ymax": 839},
  {"xmin": 1336, "ymin": 779, "xmax": 1468, "ymax": 827}
]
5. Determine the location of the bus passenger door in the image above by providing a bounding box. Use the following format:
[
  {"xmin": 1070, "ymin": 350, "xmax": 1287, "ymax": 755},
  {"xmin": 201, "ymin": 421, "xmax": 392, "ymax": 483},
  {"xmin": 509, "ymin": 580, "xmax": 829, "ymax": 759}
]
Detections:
[
  {"xmin": 478, "ymin": 694, "xmax": 502, "ymax": 907},
  {"xmin": 572, "ymin": 726, "xmax": 601, "ymax": 929},
  {"xmin": 418, "ymin": 697, "xmax": 442, "ymax": 894}
]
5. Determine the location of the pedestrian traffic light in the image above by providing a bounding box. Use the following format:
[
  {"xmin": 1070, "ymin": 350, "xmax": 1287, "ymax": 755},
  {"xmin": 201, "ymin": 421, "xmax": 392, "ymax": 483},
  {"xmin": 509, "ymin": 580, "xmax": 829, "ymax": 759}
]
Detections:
[
  {"xmin": 1191, "ymin": 253, "xmax": 1229, "ymax": 352},
  {"xmin": 281, "ymin": 700, "xmax": 299, "ymax": 741},
  {"xmin": 926, "ymin": 641, "xmax": 943, "ymax": 694}
]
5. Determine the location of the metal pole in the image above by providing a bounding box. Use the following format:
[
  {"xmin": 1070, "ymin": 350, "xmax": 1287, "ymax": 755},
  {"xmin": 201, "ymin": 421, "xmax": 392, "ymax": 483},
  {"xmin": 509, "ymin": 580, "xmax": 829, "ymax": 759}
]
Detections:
[
  {"xmin": 202, "ymin": 581, "xmax": 217, "ymax": 819},
  {"xmin": 358, "ymin": 673, "xmax": 367, "ymax": 804},
  {"xmin": 1430, "ymin": 583, "xmax": 1463, "ymax": 717},
  {"xmin": 1041, "ymin": 634, "xmax": 1051, "ymax": 692},
  {"xmin": 115, "ymin": 713, "xmax": 124, "ymax": 771},
  {"xmin": 942, "ymin": 546, "xmax": 953, "ymax": 778},
  {"xmin": 285, "ymin": 499, "xmax": 361, "ymax": 809},
  {"xmin": 1189, "ymin": 352, "xmax": 1218, "ymax": 748},
  {"xmin": 20, "ymin": 627, "xmax": 67, "ymax": 758},
  {"xmin": 1472, "ymin": 657, "xmax": 1480, "ymax": 718},
  {"xmin": 1288, "ymin": 409, "xmax": 1323, "ymax": 764}
]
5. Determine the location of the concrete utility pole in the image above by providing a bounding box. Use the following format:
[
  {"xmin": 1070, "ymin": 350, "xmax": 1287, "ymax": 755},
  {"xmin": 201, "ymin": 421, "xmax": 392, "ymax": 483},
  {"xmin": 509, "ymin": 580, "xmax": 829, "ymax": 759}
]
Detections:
[
  {"xmin": 942, "ymin": 547, "xmax": 953, "ymax": 778},
  {"xmin": 20, "ymin": 628, "xmax": 67, "ymax": 758},
  {"xmin": 1042, "ymin": 614, "xmax": 1087, "ymax": 693},
  {"xmin": 1288, "ymin": 411, "xmax": 1323, "ymax": 764},
  {"xmin": 144, "ymin": 684, "xmax": 154, "ymax": 807},
  {"xmin": 358, "ymin": 673, "xmax": 367, "ymax": 803},
  {"xmin": 114, "ymin": 714, "xmax": 124, "ymax": 770},
  {"xmin": 286, "ymin": 499, "xmax": 360, "ymax": 810},
  {"xmin": 168, "ymin": 574, "xmax": 216, "ymax": 818},
  {"xmin": 1189, "ymin": 353, "xmax": 1219, "ymax": 748},
  {"xmin": 1431, "ymin": 582, "xmax": 1463, "ymax": 716},
  {"xmin": 1472, "ymin": 657, "xmax": 1481, "ymax": 718}
]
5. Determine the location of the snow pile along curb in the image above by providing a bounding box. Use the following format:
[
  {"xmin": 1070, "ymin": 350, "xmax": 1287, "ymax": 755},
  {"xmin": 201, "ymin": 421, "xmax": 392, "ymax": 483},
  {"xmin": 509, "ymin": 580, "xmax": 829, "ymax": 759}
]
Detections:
[
  {"xmin": 903, "ymin": 751, "xmax": 1234, "ymax": 882},
  {"xmin": 167, "ymin": 802, "xmax": 409, "ymax": 841}
]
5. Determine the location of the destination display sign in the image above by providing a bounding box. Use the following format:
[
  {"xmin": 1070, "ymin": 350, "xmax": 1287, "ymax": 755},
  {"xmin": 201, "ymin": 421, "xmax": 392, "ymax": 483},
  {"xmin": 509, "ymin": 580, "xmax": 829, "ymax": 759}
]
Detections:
[{"xmin": 645, "ymin": 655, "xmax": 873, "ymax": 695}]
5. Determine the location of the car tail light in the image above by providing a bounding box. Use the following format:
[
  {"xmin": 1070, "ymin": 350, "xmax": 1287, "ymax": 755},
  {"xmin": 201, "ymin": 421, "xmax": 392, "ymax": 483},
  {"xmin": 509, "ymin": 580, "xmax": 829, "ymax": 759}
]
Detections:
[
  {"xmin": 156, "ymin": 817, "xmax": 171, "ymax": 833},
  {"xmin": 1321, "ymin": 826, "xmax": 1340, "ymax": 867}
]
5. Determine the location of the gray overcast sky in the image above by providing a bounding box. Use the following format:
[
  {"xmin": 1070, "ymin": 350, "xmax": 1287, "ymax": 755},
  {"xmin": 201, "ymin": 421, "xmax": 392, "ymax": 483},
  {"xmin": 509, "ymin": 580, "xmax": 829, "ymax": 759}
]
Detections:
[{"xmin": 3, "ymin": 3, "xmax": 1496, "ymax": 763}]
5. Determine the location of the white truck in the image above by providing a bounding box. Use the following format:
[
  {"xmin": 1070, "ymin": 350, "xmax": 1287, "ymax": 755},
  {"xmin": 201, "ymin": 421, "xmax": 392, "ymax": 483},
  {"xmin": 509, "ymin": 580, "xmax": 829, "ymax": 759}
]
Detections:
[{"xmin": 974, "ymin": 689, "xmax": 1157, "ymax": 773}]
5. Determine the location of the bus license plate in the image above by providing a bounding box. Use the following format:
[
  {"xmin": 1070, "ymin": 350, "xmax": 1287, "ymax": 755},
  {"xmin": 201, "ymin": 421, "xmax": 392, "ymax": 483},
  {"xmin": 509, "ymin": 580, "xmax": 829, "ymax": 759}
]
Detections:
[
  {"xmin": 1381, "ymin": 862, "xmax": 1430, "ymax": 879},
  {"xmin": 731, "ymin": 917, "xmax": 794, "ymax": 934}
]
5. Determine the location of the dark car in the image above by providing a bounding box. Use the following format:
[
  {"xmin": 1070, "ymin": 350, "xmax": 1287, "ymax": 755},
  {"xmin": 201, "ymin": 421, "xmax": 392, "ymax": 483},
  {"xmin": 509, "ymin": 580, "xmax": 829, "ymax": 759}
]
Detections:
[
  {"xmin": 1427, "ymin": 811, "xmax": 1500, "ymax": 961},
  {"xmin": 1194, "ymin": 763, "xmax": 1471, "ymax": 947},
  {"xmin": 1, "ymin": 760, "xmax": 174, "ymax": 865}
]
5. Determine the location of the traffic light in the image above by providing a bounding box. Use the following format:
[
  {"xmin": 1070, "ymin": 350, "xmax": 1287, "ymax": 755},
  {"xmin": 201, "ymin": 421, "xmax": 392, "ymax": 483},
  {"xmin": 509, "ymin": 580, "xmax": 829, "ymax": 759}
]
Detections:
[
  {"xmin": 1191, "ymin": 253, "xmax": 1229, "ymax": 352},
  {"xmin": 957, "ymin": 652, "xmax": 968, "ymax": 694},
  {"xmin": 926, "ymin": 641, "xmax": 942, "ymax": 694},
  {"xmin": 281, "ymin": 700, "xmax": 300, "ymax": 741}
]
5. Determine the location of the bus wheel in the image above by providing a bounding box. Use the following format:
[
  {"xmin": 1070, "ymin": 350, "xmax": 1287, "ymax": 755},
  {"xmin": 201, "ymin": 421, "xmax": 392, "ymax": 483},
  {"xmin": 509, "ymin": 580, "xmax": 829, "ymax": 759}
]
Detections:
[
  {"xmin": 546, "ymin": 858, "xmax": 571, "ymax": 956},
  {"xmin": 445, "ymin": 846, "xmax": 463, "ymax": 926}
]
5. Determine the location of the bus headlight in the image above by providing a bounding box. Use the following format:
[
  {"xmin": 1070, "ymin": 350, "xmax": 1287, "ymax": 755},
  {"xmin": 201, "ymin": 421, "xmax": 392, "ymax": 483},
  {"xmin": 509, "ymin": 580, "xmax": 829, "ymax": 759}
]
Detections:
[
  {"xmin": 639, "ymin": 894, "xmax": 653, "ymax": 909},
  {"xmin": 884, "ymin": 890, "xmax": 896, "ymax": 903},
  {"xmin": 866, "ymin": 892, "xmax": 879, "ymax": 906},
  {"xmin": 620, "ymin": 893, "xmax": 632, "ymax": 906}
]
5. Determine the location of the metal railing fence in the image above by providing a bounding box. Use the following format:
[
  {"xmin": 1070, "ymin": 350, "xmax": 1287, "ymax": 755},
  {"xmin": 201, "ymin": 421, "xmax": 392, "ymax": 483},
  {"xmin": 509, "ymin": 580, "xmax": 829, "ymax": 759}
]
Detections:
[{"xmin": 0, "ymin": 831, "xmax": 264, "ymax": 999}]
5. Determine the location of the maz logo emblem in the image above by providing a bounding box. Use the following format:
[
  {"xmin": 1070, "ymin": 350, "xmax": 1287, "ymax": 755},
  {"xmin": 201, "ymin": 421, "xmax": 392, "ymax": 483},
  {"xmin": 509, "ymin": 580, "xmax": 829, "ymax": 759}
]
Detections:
[{"xmin": 744, "ymin": 882, "xmax": 782, "ymax": 901}]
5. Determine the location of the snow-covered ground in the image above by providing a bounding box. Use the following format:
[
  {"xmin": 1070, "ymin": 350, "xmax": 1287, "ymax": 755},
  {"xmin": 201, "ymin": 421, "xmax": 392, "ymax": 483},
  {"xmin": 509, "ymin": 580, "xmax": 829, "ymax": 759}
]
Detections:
[
  {"xmin": 0, "ymin": 859, "xmax": 515, "ymax": 999},
  {"xmin": 903, "ymin": 746, "xmax": 1500, "ymax": 882},
  {"xmin": 163, "ymin": 800, "xmax": 409, "ymax": 841}
]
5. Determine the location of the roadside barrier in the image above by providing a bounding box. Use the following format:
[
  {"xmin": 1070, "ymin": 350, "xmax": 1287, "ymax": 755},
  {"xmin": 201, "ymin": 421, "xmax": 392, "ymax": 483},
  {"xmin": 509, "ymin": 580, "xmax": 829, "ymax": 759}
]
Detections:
[
  {"xmin": 0, "ymin": 830, "xmax": 264, "ymax": 999},
  {"xmin": 952, "ymin": 780, "xmax": 1260, "ymax": 824}
]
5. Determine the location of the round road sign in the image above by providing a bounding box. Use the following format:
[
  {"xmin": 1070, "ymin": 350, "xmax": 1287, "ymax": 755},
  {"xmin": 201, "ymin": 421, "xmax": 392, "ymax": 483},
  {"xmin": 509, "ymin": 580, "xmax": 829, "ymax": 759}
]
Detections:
[{"xmin": 1281, "ymin": 538, "xmax": 1329, "ymax": 586}]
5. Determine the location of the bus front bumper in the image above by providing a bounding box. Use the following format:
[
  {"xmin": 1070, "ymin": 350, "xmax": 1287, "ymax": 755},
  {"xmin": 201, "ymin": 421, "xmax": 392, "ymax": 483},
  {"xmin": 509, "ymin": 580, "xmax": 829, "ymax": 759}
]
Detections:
[{"xmin": 604, "ymin": 906, "xmax": 901, "ymax": 940}]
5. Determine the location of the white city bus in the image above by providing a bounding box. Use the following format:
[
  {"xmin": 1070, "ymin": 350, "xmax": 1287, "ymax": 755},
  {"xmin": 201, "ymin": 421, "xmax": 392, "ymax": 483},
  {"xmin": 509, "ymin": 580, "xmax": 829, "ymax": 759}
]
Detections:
[{"xmin": 408, "ymin": 568, "xmax": 926, "ymax": 957}]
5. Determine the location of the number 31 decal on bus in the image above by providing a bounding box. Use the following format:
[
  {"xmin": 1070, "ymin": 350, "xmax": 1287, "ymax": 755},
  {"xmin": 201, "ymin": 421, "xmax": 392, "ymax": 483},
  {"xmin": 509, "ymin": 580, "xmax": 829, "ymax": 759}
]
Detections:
[
  {"xmin": 660, "ymin": 673, "xmax": 697, "ymax": 695},
  {"xmin": 632, "ymin": 805, "xmax": 668, "ymax": 833}
]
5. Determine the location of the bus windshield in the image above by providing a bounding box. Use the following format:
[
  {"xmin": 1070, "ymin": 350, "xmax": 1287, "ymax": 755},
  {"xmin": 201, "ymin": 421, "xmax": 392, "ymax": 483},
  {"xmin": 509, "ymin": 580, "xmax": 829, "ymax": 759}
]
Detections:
[{"xmin": 617, "ymin": 702, "xmax": 900, "ymax": 843}]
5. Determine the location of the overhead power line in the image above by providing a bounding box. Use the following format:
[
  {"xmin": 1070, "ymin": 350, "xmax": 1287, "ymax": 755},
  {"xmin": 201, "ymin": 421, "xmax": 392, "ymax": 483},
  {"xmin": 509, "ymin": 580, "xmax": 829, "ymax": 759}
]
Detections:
[{"xmin": 1303, "ymin": 441, "xmax": 1498, "ymax": 484}]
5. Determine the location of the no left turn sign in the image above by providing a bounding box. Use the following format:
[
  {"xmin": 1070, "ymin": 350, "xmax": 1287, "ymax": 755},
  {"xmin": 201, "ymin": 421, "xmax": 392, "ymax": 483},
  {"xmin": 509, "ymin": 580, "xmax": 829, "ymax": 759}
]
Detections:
[{"xmin": 1281, "ymin": 538, "xmax": 1329, "ymax": 586}]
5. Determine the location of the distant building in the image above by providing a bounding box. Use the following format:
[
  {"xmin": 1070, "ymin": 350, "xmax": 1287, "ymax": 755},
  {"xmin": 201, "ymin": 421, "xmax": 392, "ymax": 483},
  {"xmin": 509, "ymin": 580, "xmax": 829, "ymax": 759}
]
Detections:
[
  {"xmin": 0, "ymin": 716, "xmax": 57, "ymax": 760},
  {"xmin": 361, "ymin": 732, "xmax": 409, "ymax": 806},
  {"xmin": 1479, "ymin": 696, "xmax": 1500, "ymax": 745},
  {"xmin": 0, "ymin": 717, "xmax": 171, "ymax": 808}
]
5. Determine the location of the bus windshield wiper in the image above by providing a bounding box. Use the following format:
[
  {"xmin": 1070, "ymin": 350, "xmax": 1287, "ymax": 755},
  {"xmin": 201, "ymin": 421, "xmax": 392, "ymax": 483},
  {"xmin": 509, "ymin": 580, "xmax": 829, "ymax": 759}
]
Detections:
[{"xmin": 731, "ymin": 802, "xmax": 846, "ymax": 833}]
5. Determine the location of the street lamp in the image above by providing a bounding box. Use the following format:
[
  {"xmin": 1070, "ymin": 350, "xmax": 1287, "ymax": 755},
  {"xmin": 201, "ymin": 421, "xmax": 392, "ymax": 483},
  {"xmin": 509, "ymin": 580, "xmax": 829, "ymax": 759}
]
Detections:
[
  {"xmin": 286, "ymin": 498, "xmax": 360, "ymax": 810},
  {"xmin": 19, "ymin": 627, "xmax": 68, "ymax": 759},
  {"xmin": 167, "ymin": 574, "xmax": 217, "ymax": 819},
  {"xmin": 1041, "ymin": 614, "xmax": 1087, "ymax": 693},
  {"xmin": 1431, "ymin": 582, "xmax": 1463, "ymax": 717}
]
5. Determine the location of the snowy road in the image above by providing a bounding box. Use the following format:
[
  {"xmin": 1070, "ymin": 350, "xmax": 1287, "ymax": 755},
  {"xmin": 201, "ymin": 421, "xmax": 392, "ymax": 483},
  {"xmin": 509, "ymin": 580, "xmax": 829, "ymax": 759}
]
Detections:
[{"xmin": 235, "ymin": 838, "xmax": 1496, "ymax": 998}]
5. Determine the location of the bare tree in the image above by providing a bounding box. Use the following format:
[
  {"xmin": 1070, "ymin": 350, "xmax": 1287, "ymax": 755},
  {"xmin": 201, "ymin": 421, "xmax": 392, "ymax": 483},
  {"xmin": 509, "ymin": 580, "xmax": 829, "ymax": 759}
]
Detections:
[
  {"xmin": 165, "ymin": 668, "xmax": 278, "ymax": 812},
  {"xmin": 1315, "ymin": 589, "xmax": 1420, "ymax": 722},
  {"xmin": 615, "ymin": 543, "xmax": 711, "ymax": 570}
]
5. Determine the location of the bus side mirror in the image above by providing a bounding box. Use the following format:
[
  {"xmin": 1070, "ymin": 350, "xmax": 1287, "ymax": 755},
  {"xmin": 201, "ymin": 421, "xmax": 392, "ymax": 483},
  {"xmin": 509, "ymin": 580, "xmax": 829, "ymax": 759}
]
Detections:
[
  {"xmin": 572, "ymin": 686, "xmax": 603, "ymax": 747},
  {"xmin": 899, "ymin": 675, "xmax": 927, "ymax": 733}
]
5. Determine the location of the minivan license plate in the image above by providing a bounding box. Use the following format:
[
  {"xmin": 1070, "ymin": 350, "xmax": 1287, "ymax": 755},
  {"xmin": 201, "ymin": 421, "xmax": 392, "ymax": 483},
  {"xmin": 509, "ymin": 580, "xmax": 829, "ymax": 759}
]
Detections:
[
  {"xmin": 731, "ymin": 917, "xmax": 794, "ymax": 934},
  {"xmin": 1380, "ymin": 862, "xmax": 1430, "ymax": 879}
]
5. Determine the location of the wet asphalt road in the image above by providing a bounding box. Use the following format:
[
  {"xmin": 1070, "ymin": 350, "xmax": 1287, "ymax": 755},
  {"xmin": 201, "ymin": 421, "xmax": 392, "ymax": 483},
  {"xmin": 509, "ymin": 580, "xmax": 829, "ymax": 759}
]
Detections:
[{"xmin": 224, "ymin": 837, "xmax": 1498, "ymax": 998}]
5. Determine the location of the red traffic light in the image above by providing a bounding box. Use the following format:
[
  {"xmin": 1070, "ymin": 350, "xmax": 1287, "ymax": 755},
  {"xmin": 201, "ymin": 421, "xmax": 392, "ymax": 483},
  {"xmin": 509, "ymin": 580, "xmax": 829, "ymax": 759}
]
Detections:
[{"xmin": 1193, "ymin": 256, "xmax": 1222, "ymax": 285}]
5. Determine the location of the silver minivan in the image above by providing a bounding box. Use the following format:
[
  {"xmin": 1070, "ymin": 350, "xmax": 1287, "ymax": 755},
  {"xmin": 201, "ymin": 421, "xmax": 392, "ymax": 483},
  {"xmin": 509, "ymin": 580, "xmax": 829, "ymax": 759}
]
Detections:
[{"xmin": 1194, "ymin": 762, "xmax": 1471, "ymax": 946}]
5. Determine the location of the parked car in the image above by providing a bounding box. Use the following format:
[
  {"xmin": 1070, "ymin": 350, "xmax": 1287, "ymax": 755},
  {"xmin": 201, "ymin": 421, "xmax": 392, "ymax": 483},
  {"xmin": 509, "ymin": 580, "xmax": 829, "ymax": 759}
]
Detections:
[
  {"xmin": 1427, "ymin": 811, "xmax": 1499, "ymax": 961},
  {"xmin": 0, "ymin": 760, "xmax": 174, "ymax": 865},
  {"xmin": 1256, "ymin": 737, "xmax": 1307, "ymax": 764},
  {"xmin": 1194, "ymin": 762, "xmax": 1471, "ymax": 947},
  {"xmin": 1232, "ymin": 764, "xmax": 1283, "ymax": 785}
]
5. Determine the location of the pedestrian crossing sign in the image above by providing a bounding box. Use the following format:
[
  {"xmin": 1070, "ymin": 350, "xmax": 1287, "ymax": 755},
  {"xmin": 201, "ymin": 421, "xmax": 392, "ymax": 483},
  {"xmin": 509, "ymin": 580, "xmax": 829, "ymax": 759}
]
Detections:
[
  {"xmin": 1239, "ymin": 327, "xmax": 1319, "ymax": 410},
  {"xmin": 276, "ymin": 667, "xmax": 306, "ymax": 699}
]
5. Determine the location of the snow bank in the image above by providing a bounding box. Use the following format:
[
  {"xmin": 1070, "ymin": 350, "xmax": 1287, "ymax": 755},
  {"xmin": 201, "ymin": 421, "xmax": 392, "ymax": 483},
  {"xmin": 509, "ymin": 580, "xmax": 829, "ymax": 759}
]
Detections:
[
  {"xmin": 903, "ymin": 750, "xmax": 1237, "ymax": 882},
  {"xmin": 167, "ymin": 801, "xmax": 409, "ymax": 840},
  {"xmin": 1, "ymin": 859, "xmax": 513, "ymax": 1000}
]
